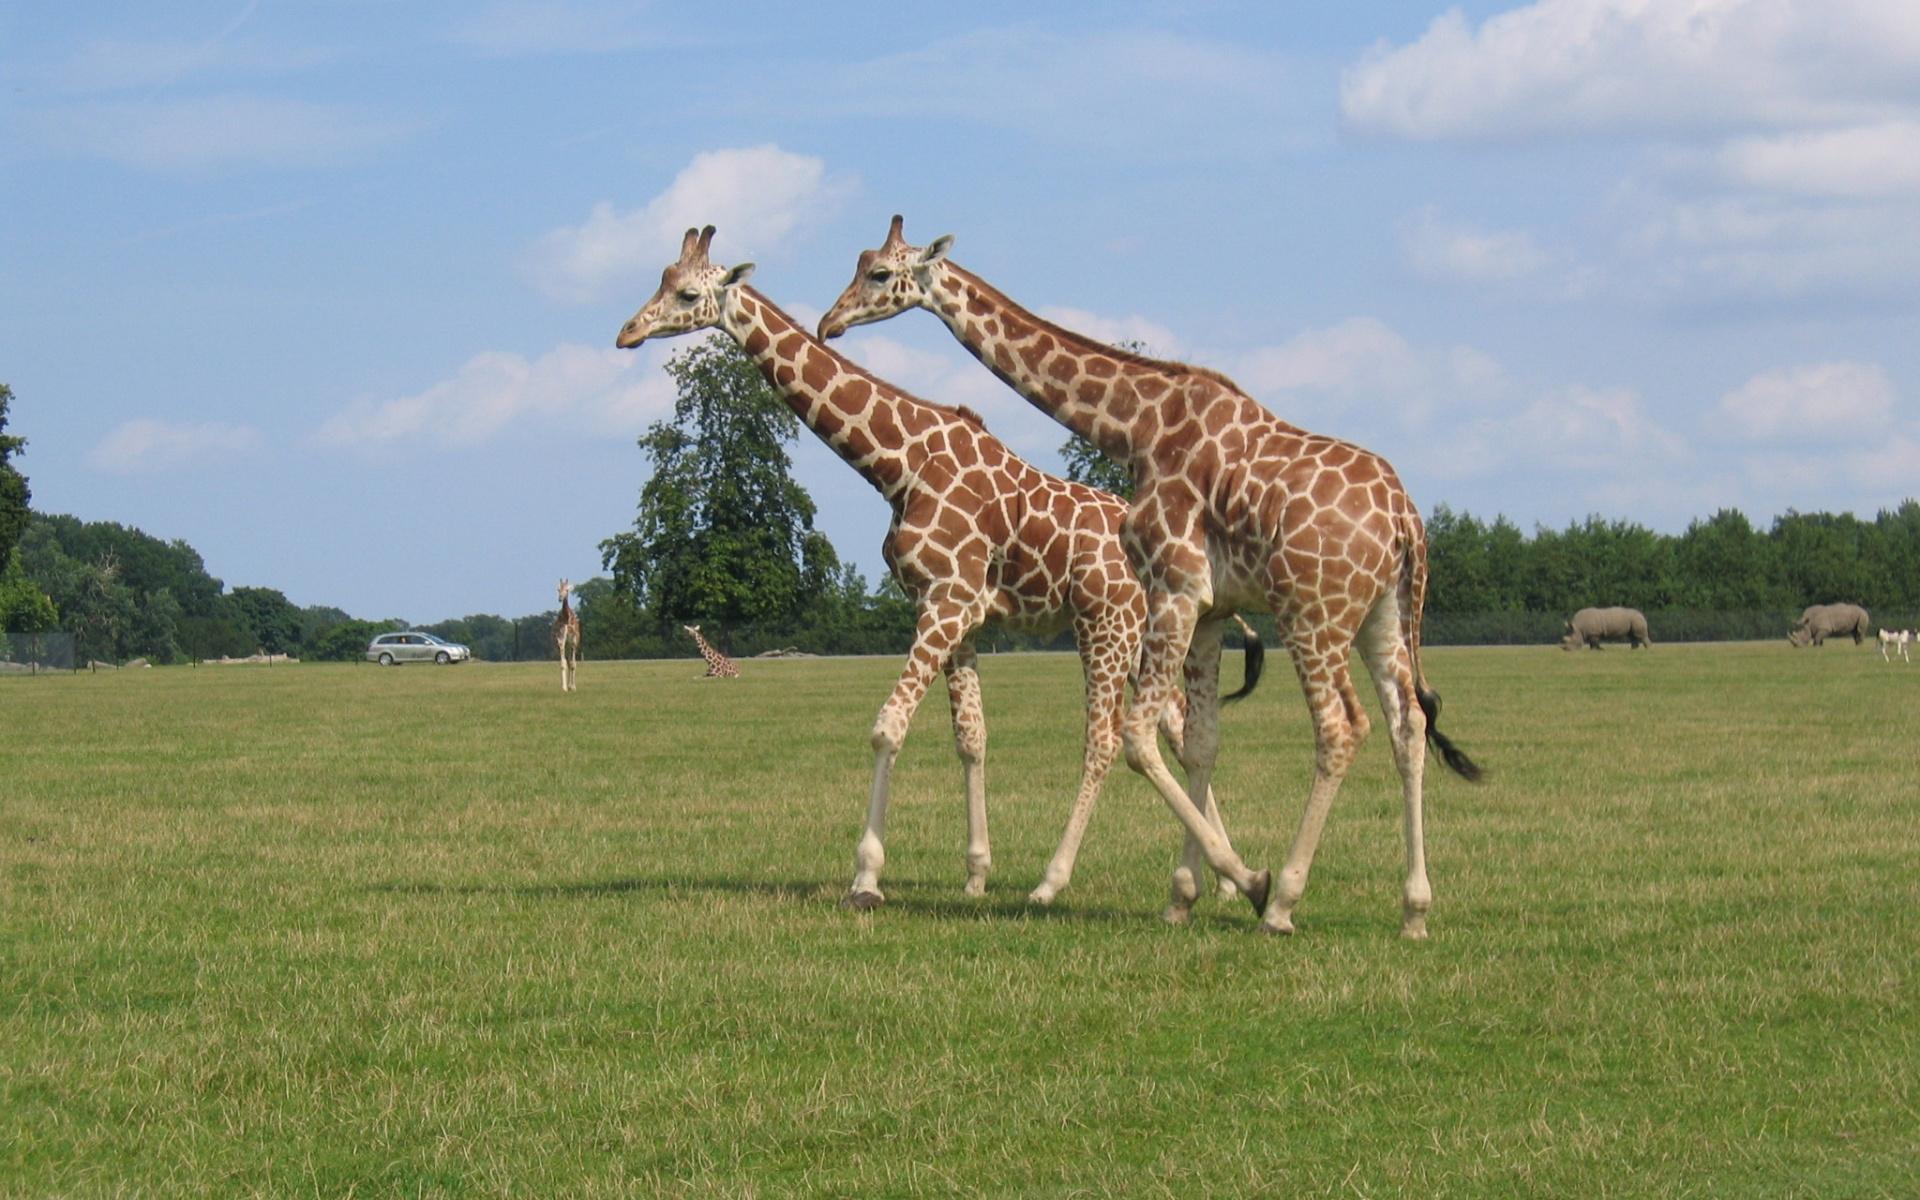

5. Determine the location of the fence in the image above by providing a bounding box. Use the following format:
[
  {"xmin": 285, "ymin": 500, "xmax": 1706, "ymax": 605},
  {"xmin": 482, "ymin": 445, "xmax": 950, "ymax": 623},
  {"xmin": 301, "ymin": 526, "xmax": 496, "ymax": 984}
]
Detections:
[{"xmin": 2, "ymin": 632, "xmax": 77, "ymax": 674}]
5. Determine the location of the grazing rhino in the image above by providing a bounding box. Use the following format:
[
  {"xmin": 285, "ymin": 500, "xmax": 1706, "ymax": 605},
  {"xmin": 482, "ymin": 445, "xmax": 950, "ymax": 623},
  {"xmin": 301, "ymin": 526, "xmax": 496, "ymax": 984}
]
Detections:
[
  {"xmin": 1560, "ymin": 606, "xmax": 1652, "ymax": 650},
  {"xmin": 1787, "ymin": 603, "xmax": 1869, "ymax": 647}
]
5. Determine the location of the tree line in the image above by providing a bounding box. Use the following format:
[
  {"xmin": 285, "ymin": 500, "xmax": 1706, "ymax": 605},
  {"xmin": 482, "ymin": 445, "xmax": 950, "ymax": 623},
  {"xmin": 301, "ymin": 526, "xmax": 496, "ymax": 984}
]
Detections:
[{"xmin": 5, "ymin": 360, "xmax": 1917, "ymax": 665}]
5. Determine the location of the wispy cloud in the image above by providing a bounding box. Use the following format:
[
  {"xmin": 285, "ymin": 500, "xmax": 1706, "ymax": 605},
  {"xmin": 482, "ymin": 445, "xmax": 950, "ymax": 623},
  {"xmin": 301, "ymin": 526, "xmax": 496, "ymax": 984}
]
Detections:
[
  {"xmin": 90, "ymin": 419, "xmax": 265, "ymax": 474},
  {"xmin": 32, "ymin": 94, "xmax": 420, "ymax": 171},
  {"xmin": 314, "ymin": 342, "xmax": 676, "ymax": 452},
  {"xmin": 450, "ymin": 1, "xmax": 669, "ymax": 56},
  {"xmin": 1714, "ymin": 361, "xmax": 1897, "ymax": 441},
  {"xmin": 525, "ymin": 145, "xmax": 856, "ymax": 304},
  {"xmin": 1341, "ymin": 0, "xmax": 1920, "ymax": 142},
  {"xmin": 1401, "ymin": 207, "xmax": 1552, "ymax": 285}
]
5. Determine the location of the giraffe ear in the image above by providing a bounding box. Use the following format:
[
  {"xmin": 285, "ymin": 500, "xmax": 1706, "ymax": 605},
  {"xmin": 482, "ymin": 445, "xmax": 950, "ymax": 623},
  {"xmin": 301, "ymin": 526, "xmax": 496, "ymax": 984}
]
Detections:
[
  {"xmin": 921, "ymin": 235, "xmax": 954, "ymax": 264},
  {"xmin": 722, "ymin": 262, "xmax": 756, "ymax": 288}
]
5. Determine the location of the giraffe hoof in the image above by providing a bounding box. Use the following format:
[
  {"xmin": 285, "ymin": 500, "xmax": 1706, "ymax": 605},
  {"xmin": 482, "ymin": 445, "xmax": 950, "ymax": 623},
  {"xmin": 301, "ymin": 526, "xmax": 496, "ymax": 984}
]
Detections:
[
  {"xmin": 1161, "ymin": 903, "xmax": 1194, "ymax": 926},
  {"xmin": 1215, "ymin": 878, "xmax": 1241, "ymax": 902},
  {"xmin": 1027, "ymin": 884, "xmax": 1057, "ymax": 906},
  {"xmin": 1243, "ymin": 869, "xmax": 1272, "ymax": 918},
  {"xmin": 1259, "ymin": 915, "xmax": 1297, "ymax": 936},
  {"xmin": 842, "ymin": 890, "xmax": 884, "ymax": 912}
]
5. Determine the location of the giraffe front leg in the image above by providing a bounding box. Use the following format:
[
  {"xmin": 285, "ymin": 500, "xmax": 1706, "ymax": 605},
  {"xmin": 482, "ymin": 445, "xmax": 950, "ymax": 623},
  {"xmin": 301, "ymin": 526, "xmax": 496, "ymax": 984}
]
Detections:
[
  {"xmin": 944, "ymin": 642, "xmax": 992, "ymax": 897},
  {"xmin": 1030, "ymin": 615, "xmax": 1127, "ymax": 906},
  {"xmin": 1166, "ymin": 617, "xmax": 1234, "ymax": 923},
  {"xmin": 846, "ymin": 608, "xmax": 968, "ymax": 911},
  {"xmin": 1124, "ymin": 596, "xmax": 1268, "ymax": 924},
  {"xmin": 1263, "ymin": 646, "xmax": 1368, "ymax": 936}
]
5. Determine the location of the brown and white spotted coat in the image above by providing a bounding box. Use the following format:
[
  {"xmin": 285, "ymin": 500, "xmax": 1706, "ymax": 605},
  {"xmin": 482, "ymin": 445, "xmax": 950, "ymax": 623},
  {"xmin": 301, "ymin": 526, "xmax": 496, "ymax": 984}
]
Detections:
[
  {"xmin": 682, "ymin": 624, "xmax": 740, "ymax": 678},
  {"xmin": 553, "ymin": 578, "xmax": 581, "ymax": 692},
  {"xmin": 619, "ymin": 226, "xmax": 1245, "ymax": 910},
  {"xmin": 821, "ymin": 217, "xmax": 1482, "ymax": 937}
]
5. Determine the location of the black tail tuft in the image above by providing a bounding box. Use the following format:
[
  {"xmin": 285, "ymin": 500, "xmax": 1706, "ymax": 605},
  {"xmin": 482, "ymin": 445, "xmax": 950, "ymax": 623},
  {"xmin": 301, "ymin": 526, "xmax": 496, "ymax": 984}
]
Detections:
[
  {"xmin": 1222, "ymin": 620, "xmax": 1265, "ymax": 703},
  {"xmin": 1416, "ymin": 685, "xmax": 1484, "ymax": 782}
]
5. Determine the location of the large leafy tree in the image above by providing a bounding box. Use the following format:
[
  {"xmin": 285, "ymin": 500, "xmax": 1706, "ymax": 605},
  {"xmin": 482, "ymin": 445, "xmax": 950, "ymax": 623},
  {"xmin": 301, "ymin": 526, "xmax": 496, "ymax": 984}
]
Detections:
[
  {"xmin": 601, "ymin": 335, "xmax": 835, "ymax": 634},
  {"xmin": 0, "ymin": 383, "xmax": 30, "ymax": 565}
]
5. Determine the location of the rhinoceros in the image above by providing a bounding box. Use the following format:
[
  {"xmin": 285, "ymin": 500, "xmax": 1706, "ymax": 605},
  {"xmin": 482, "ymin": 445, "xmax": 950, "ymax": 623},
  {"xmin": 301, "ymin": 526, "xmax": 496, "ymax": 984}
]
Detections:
[
  {"xmin": 1788, "ymin": 603, "xmax": 1869, "ymax": 647},
  {"xmin": 1560, "ymin": 606, "xmax": 1651, "ymax": 650}
]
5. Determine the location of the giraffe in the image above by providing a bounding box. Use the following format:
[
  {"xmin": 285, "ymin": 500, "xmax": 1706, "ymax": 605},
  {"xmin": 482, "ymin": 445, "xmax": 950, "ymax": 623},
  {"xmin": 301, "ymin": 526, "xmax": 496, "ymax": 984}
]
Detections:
[
  {"xmin": 683, "ymin": 624, "xmax": 741, "ymax": 678},
  {"xmin": 820, "ymin": 216, "xmax": 1483, "ymax": 938},
  {"xmin": 553, "ymin": 578, "xmax": 581, "ymax": 692},
  {"xmin": 617, "ymin": 225, "xmax": 1253, "ymax": 911}
]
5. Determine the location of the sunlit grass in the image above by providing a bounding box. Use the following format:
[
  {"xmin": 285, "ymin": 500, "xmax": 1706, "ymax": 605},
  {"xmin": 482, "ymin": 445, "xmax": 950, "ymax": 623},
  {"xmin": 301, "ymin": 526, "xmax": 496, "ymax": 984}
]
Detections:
[{"xmin": 3, "ymin": 643, "xmax": 1916, "ymax": 1196}]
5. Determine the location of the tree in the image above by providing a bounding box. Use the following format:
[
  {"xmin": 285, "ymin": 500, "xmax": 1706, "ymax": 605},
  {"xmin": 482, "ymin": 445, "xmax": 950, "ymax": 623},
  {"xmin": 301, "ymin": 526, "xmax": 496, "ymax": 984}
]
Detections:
[
  {"xmin": 600, "ymin": 335, "xmax": 834, "ymax": 633},
  {"xmin": 0, "ymin": 383, "xmax": 29, "ymax": 565},
  {"xmin": 227, "ymin": 586, "xmax": 302, "ymax": 654},
  {"xmin": 1059, "ymin": 434, "xmax": 1133, "ymax": 499},
  {"xmin": 0, "ymin": 548, "xmax": 58, "ymax": 633}
]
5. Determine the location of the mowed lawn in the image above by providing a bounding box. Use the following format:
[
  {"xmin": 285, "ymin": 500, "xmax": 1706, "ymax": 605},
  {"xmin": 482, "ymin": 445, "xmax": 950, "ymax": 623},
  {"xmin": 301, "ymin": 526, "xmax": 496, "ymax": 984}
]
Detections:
[{"xmin": 3, "ymin": 642, "xmax": 1916, "ymax": 1197}]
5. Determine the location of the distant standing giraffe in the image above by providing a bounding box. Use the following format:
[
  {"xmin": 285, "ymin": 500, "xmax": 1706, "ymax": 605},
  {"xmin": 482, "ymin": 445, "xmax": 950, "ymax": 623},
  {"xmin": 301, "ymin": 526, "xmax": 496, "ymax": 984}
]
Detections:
[
  {"xmin": 553, "ymin": 578, "xmax": 581, "ymax": 692},
  {"xmin": 822, "ymin": 217, "xmax": 1483, "ymax": 937},
  {"xmin": 619, "ymin": 226, "xmax": 1255, "ymax": 911},
  {"xmin": 684, "ymin": 624, "xmax": 741, "ymax": 678}
]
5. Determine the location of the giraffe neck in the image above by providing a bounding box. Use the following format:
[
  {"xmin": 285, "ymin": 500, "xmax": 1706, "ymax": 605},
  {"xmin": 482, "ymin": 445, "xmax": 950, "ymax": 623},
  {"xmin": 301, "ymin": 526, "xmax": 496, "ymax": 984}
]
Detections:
[
  {"xmin": 923, "ymin": 264, "xmax": 1153, "ymax": 463},
  {"xmin": 723, "ymin": 288, "xmax": 944, "ymax": 500}
]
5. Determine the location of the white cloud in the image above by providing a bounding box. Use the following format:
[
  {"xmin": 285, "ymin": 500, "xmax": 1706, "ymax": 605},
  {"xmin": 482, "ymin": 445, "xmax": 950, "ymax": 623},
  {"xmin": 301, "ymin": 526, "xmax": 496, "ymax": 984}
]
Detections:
[
  {"xmin": 1714, "ymin": 120, "xmax": 1920, "ymax": 198},
  {"xmin": 314, "ymin": 341, "xmax": 675, "ymax": 451},
  {"xmin": 90, "ymin": 419, "xmax": 265, "ymax": 474},
  {"xmin": 1402, "ymin": 207, "xmax": 1551, "ymax": 284},
  {"xmin": 1715, "ymin": 361, "xmax": 1896, "ymax": 441},
  {"xmin": 1034, "ymin": 307, "xmax": 1186, "ymax": 359},
  {"xmin": 1341, "ymin": 0, "xmax": 1920, "ymax": 142},
  {"xmin": 34, "ymin": 94, "xmax": 418, "ymax": 171},
  {"xmin": 1230, "ymin": 317, "xmax": 1420, "ymax": 397},
  {"xmin": 525, "ymin": 145, "xmax": 855, "ymax": 303}
]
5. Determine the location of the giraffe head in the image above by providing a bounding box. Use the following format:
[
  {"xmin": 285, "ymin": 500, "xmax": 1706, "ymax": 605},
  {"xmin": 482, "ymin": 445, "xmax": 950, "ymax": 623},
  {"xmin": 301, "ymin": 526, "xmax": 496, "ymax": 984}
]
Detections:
[
  {"xmin": 614, "ymin": 225, "xmax": 756, "ymax": 349},
  {"xmin": 817, "ymin": 214, "xmax": 954, "ymax": 340},
  {"xmin": 558, "ymin": 578, "xmax": 571, "ymax": 603}
]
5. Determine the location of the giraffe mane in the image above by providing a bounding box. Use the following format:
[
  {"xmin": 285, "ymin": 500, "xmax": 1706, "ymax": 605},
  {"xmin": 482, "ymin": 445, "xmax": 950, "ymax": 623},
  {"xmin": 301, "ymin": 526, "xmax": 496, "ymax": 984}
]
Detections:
[{"xmin": 946, "ymin": 265, "xmax": 1246, "ymax": 396}]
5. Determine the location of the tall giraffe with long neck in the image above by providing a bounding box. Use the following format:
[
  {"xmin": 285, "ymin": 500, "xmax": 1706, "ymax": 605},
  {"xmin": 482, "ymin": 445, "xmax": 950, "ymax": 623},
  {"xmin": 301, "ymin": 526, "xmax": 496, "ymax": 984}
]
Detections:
[
  {"xmin": 822, "ymin": 217, "xmax": 1482, "ymax": 938},
  {"xmin": 683, "ymin": 624, "xmax": 740, "ymax": 678},
  {"xmin": 618, "ymin": 226, "xmax": 1252, "ymax": 911},
  {"xmin": 553, "ymin": 578, "xmax": 580, "ymax": 692}
]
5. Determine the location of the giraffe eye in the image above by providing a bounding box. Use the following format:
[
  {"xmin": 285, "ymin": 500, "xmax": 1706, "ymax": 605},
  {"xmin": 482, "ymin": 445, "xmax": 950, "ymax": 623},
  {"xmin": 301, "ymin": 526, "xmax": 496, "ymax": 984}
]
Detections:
[
  {"xmin": 867, "ymin": 268, "xmax": 892, "ymax": 283},
  {"xmin": 677, "ymin": 289, "xmax": 700, "ymax": 302}
]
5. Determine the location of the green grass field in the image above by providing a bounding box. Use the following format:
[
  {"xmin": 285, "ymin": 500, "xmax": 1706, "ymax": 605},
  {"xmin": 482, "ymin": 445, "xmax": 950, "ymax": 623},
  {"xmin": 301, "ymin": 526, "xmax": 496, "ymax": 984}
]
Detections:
[{"xmin": 4, "ymin": 643, "xmax": 1917, "ymax": 1197}]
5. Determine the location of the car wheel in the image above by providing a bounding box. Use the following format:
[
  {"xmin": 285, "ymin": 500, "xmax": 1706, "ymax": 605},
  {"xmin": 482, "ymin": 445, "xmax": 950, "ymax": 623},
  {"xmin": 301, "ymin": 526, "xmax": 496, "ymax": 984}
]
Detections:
[
  {"xmin": 435, "ymin": 651, "xmax": 450, "ymax": 665},
  {"xmin": 379, "ymin": 652, "xmax": 395, "ymax": 666}
]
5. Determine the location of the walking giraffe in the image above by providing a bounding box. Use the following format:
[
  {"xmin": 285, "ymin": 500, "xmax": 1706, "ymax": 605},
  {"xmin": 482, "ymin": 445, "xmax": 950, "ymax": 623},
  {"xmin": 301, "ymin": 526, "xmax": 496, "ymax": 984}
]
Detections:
[
  {"xmin": 821, "ymin": 217, "xmax": 1482, "ymax": 937},
  {"xmin": 683, "ymin": 624, "xmax": 741, "ymax": 678},
  {"xmin": 618, "ymin": 226, "xmax": 1255, "ymax": 910},
  {"xmin": 553, "ymin": 578, "xmax": 580, "ymax": 692}
]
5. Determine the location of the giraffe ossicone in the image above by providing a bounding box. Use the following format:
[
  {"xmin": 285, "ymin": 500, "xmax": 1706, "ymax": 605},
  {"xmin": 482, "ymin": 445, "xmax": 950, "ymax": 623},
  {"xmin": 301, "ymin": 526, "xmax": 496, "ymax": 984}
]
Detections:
[
  {"xmin": 821, "ymin": 215, "xmax": 1483, "ymax": 938},
  {"xmin": 618, "ymin": 224, "xmax": 1248, "ymax": 914}
]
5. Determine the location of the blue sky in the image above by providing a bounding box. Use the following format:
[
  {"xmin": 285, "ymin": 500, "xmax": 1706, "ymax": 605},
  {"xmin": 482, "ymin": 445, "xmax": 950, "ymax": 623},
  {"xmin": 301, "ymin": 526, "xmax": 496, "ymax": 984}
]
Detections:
[{"xmin": 4, "ymin": 1, "xmax": 1917, "ymax": 622}]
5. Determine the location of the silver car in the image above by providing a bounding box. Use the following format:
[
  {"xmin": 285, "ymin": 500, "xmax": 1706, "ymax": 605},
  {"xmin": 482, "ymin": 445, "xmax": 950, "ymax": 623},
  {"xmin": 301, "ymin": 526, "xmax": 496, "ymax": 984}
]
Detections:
[{"xmin": 365, "ymin": 631, "xmax": 471, "ymax": 666}]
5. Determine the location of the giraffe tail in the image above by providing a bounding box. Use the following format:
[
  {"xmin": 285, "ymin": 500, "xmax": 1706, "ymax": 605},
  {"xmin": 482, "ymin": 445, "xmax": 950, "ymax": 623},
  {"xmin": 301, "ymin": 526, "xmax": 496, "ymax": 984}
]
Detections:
[
  {"xmin": 1221, "ymin": 613, "xmax": 1264, "ymax": 703},
  {"xmin": 1403, "ymin": 514, "xmax": 1485, "ymax": 783}
]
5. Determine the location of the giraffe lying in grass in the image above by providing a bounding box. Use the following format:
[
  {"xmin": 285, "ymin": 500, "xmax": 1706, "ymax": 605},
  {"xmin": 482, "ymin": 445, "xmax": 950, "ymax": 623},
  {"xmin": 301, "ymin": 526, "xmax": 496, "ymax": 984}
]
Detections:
[{"xmin": 618, "ymin": 226, "xmax": 1258, "ymax": 911}]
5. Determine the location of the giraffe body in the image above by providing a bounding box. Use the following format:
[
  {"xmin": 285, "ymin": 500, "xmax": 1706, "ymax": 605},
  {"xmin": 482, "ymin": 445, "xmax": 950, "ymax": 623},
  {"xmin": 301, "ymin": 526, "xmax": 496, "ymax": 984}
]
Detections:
[
  {"xmin": 683, "ymin": 624, "xmax": 741, "ymax": 678},
  {"xmin": 553, "ymin": 578, "xmax": 581, "ymax": 692},
  {"xmin": 618, "ymin": 226, "xmax": 1243, "ymax": 909},
  {"xmin": 821, "ymin": 217, "xmax": 1482, "ymax": 936}
]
